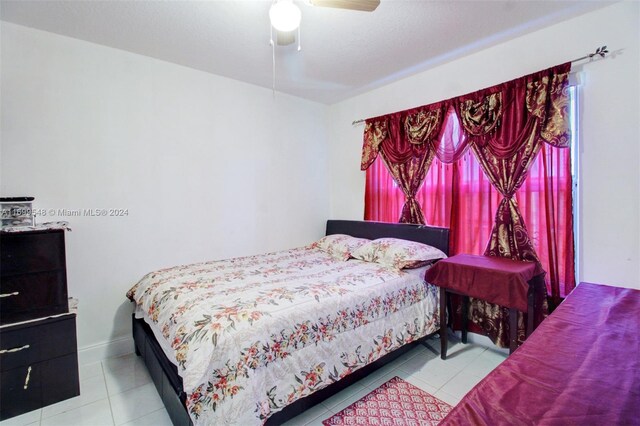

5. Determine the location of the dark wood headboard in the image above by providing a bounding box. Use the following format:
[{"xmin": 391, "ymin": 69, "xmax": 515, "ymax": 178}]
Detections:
[{"xmin": 325, "ymin": 220, "xmax": 450, "ymax": 256}]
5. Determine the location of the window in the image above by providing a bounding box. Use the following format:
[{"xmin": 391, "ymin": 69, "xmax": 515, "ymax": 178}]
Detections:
[
  {"xmin": 364, "ymin": 95, "xmax": 577, "ymax": 298},
  {"xmin": 569, "ymin": 85, "xmax": 580, "ymax": 284}
]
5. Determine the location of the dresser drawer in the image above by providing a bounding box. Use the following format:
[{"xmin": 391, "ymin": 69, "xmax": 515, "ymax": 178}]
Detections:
[
  {"xmin": 0, "ymin": 271, "xmax": 68, "ymax": 325},
  {"xmin": 0, "ymin": 315, "xmax": 77, "ymax": 371},
  {"xmin": 1, "ymin": 230, "xmax": 66, "ymax": 276},
  {"xmin": 0, "ymin": 353, "xmax": 79, "ymax": 420},
  {"xmin": 0, "ymin": 363, "xmax": 41, "ymax": 419},
  {"xmin": 42, "ymin": 352, "xmax": 80, "ymax": 406}
]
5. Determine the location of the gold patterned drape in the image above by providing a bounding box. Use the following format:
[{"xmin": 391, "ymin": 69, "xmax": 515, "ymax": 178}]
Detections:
[
  {"xmin": 405, "ymin": 108, "xmax": 443, "ymax": 144},
  {"xmin": 456, "ymin": 66, "xmax": 570, "ymax": 347},
  {"xmin": 361, "ymin": 120, "xmax": 389, "ymax": 171},
  {"xmin": 469, "ymin": 128, "xmax": 543, "ymax": 262},
  {"xmin": 459, "ymin": 92, "xmax": 503, "ymax": 137},
  {"xmin": 381, "ymin": 152, "xmax": 435, "ymax": 224}
]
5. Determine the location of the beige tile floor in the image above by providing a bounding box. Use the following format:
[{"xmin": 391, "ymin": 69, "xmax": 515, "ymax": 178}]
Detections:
[{"xmin": 1, "ymin": 335, "xmax": 507, "ymax": 426}]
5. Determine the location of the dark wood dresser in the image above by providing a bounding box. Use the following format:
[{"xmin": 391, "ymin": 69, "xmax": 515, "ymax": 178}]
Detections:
[{"xmin": 0, "ymin": 228, "xmax": 79, "ymax": 420}]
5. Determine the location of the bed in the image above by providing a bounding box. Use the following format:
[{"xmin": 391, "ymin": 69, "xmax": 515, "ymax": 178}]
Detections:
[
  {"xmin": 441, "ymin": 282, "xmax": 640, "ymax": 425},
  {"xmin": 127, "ymin": 220, "xmax": 449, "ymax": 425}
]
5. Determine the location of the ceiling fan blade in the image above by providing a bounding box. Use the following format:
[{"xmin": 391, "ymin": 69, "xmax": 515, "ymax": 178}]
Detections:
[
  {"xmin": 309, "ymin": 0, "xmax": 380, "ymax": 12},
  {"xmin": 276, "ymin": 30, "xmax": 296, "ymax": 46}
]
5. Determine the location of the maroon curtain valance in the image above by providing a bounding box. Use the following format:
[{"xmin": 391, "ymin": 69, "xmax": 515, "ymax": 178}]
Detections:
[{"xmin": 360, "ymin": 62, "xmax": 571, "ymax": 171}]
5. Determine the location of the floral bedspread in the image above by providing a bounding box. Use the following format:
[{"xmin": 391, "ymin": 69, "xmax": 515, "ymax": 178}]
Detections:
[{"xmin": 127, "ymin": 246, "xmax": 440, "ymax": 425}]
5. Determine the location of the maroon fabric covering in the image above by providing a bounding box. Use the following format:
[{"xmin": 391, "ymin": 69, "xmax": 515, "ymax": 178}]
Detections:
[
  {"xmin": 426, "ymin": 254, "xmax": 543, "ymax": 312},
  {"xmin": 442, "ymin": 283, "xmax": 640, "ymax": 426}
]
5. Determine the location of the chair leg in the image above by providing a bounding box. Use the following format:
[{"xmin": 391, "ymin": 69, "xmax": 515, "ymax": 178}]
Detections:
[
  {"xmin": 461, "ymin": 296, "xmax": 468, "ymax": 344},
  {"xmin": 440, "ymin": 287, "xmax": 448, "ymax": 360},
  {"xmin": 509, "ymin": 308, "xmax": 518, "ymax": 354}
]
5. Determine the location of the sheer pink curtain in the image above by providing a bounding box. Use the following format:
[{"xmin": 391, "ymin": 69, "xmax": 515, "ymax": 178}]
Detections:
[
  {"xmin": 365, "ymin": 140, "xmax": 575, "ymax": 300},
  {"xmin": 364, "ymin": 155, "xmax": 404, "ymax": 222},
  {"xmin": 516, "ymin": 143, "xmax": 575, "ymax": 302},
  {"xmin": 417, "ymin": 150, "xmax": 501, "ymax": 257}
]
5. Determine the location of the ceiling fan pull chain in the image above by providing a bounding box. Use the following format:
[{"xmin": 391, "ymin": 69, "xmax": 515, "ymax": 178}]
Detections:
[
  {"xmin": 270, "ymin": 24, "xmax": 276, "ymax": 97},
  {"xmin": 269, "ymin": 22, "xmax": 274, "ymax": 46},
  {"xmin": 272, "ymin": 43, "xmax": 276, "ymax": 97}
]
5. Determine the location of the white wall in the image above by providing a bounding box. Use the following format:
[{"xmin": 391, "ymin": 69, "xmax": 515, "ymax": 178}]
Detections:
[
  {"xmin": 1, "ymin": 23, "xmax": 330, "ymax": 359},
  {"xmin": 327, "ymin": 2, "xmax": 640, "ymax": 289}
]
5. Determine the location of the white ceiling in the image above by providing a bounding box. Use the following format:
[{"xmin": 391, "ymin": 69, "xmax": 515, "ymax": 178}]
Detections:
[{"xmin": 0, "ymin": 0, "xmax": 613, "ymax": 104}]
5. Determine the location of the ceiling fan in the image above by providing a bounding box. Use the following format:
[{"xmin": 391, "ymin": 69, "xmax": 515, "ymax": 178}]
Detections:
[{"xmin": 270, "ymin": 0, "xmax": 380, "ymax": 46}]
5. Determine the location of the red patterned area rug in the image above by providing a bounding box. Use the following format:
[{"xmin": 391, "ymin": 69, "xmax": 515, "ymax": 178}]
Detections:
[{"xmin": 322, "ymin": 376, "xmax": 452, "ymax": 426}]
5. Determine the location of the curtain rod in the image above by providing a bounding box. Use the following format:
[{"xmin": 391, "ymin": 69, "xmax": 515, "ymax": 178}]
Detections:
[{"xmin": 351, "ymin": 46, "xmax": 609, "ymax": 126}]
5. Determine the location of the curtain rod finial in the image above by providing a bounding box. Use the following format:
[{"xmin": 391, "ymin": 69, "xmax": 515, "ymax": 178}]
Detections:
[{"xmin": 591, "ymin": 45, "xmax": 609, "ymax": 59}]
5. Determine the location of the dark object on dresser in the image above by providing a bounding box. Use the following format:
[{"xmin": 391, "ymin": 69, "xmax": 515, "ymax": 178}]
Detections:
[
  {"xmin": 132, "ymin": 219, "xmax": 450, "ymax": 426},
  {"xmin": 0, "ymin": 229, "xmax": 79, "ymax": 420}
]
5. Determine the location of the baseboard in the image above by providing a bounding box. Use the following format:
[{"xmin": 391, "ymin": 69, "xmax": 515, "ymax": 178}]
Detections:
[{"xmin": 78, "ymin": 335, "xmax": 135, "ymax": 366}]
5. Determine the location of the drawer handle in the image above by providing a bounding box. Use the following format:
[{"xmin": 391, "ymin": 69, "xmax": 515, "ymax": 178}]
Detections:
[
  {"xmin": 0, "ymin": 291, "xmax": 19, "ymax": 298},
  {"xmin": 24, "ymin": 366, "xmax": 32, "ymax": 390},
  {"xmin": 0, "ymin": 344, "xmax": 30, "ymax": 354}
]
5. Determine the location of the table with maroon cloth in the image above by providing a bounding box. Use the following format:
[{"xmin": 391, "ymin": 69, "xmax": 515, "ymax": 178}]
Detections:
[
  {"xmin": 441, "ymin": 282, "xmax": 640, "ymax": 425},
  {"xmin": 425, "ymin": 254, "xmax": 545, "ymax": 357}
]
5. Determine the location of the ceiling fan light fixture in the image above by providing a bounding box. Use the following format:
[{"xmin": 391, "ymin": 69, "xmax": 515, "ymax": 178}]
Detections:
[{"xmin": 269, "ymin": 0, "xmax": 302, "ymax": 32}]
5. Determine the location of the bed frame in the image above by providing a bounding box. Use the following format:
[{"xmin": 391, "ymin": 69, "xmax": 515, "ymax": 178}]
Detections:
[{"xmin": 132, "ymin": 220, "xmax": 449, "ymax": 426}]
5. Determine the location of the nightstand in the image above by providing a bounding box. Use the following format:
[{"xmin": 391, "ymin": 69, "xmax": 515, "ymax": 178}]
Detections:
[{"xmin": 426, "ymin": 254, "xmax": 546, "ymax": 358}]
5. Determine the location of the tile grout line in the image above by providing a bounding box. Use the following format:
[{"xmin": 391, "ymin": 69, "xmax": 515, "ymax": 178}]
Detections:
[
  {"xmin": 306, "ymin": 409, "xmax": 332, "ymax": 426},
  {"xmin": 102, "ymin": 362, "xmax": 116, "ymax": 426},
  {"xmin": 122, "ymin": 408, "xmax": 167, "ymax": 426},
  {"xmin": 102, "ymin": 367, "xmax": 153, "ymax": 399},
  {"xmin": 40, "ymin": 363, "xmax": 104, "ymax": 422},
  {"xmin": 436, "ymin": 349, "xmax": 492, "ymax": 393},
  {"xmin": 434, "ymin": 389, "xmax": 461, "ymax": 407},
  {"xmin": 111, "ymin": 386, "xmax": 166, "ymax": 426}
]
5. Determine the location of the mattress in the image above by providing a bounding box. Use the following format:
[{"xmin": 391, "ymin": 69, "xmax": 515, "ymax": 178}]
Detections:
[{"xmin": 127, "ymin": 245, "xmax": 440, "ymax": 425}]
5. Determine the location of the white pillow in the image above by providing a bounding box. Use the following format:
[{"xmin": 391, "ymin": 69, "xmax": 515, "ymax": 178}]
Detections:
[
  {"xmin": 351, "ymin": 237, "xmax": 447, "ymax": 269},
  {"xmin": 311, "ymin": 234, "xmax": 370, "ymax": 261}
]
